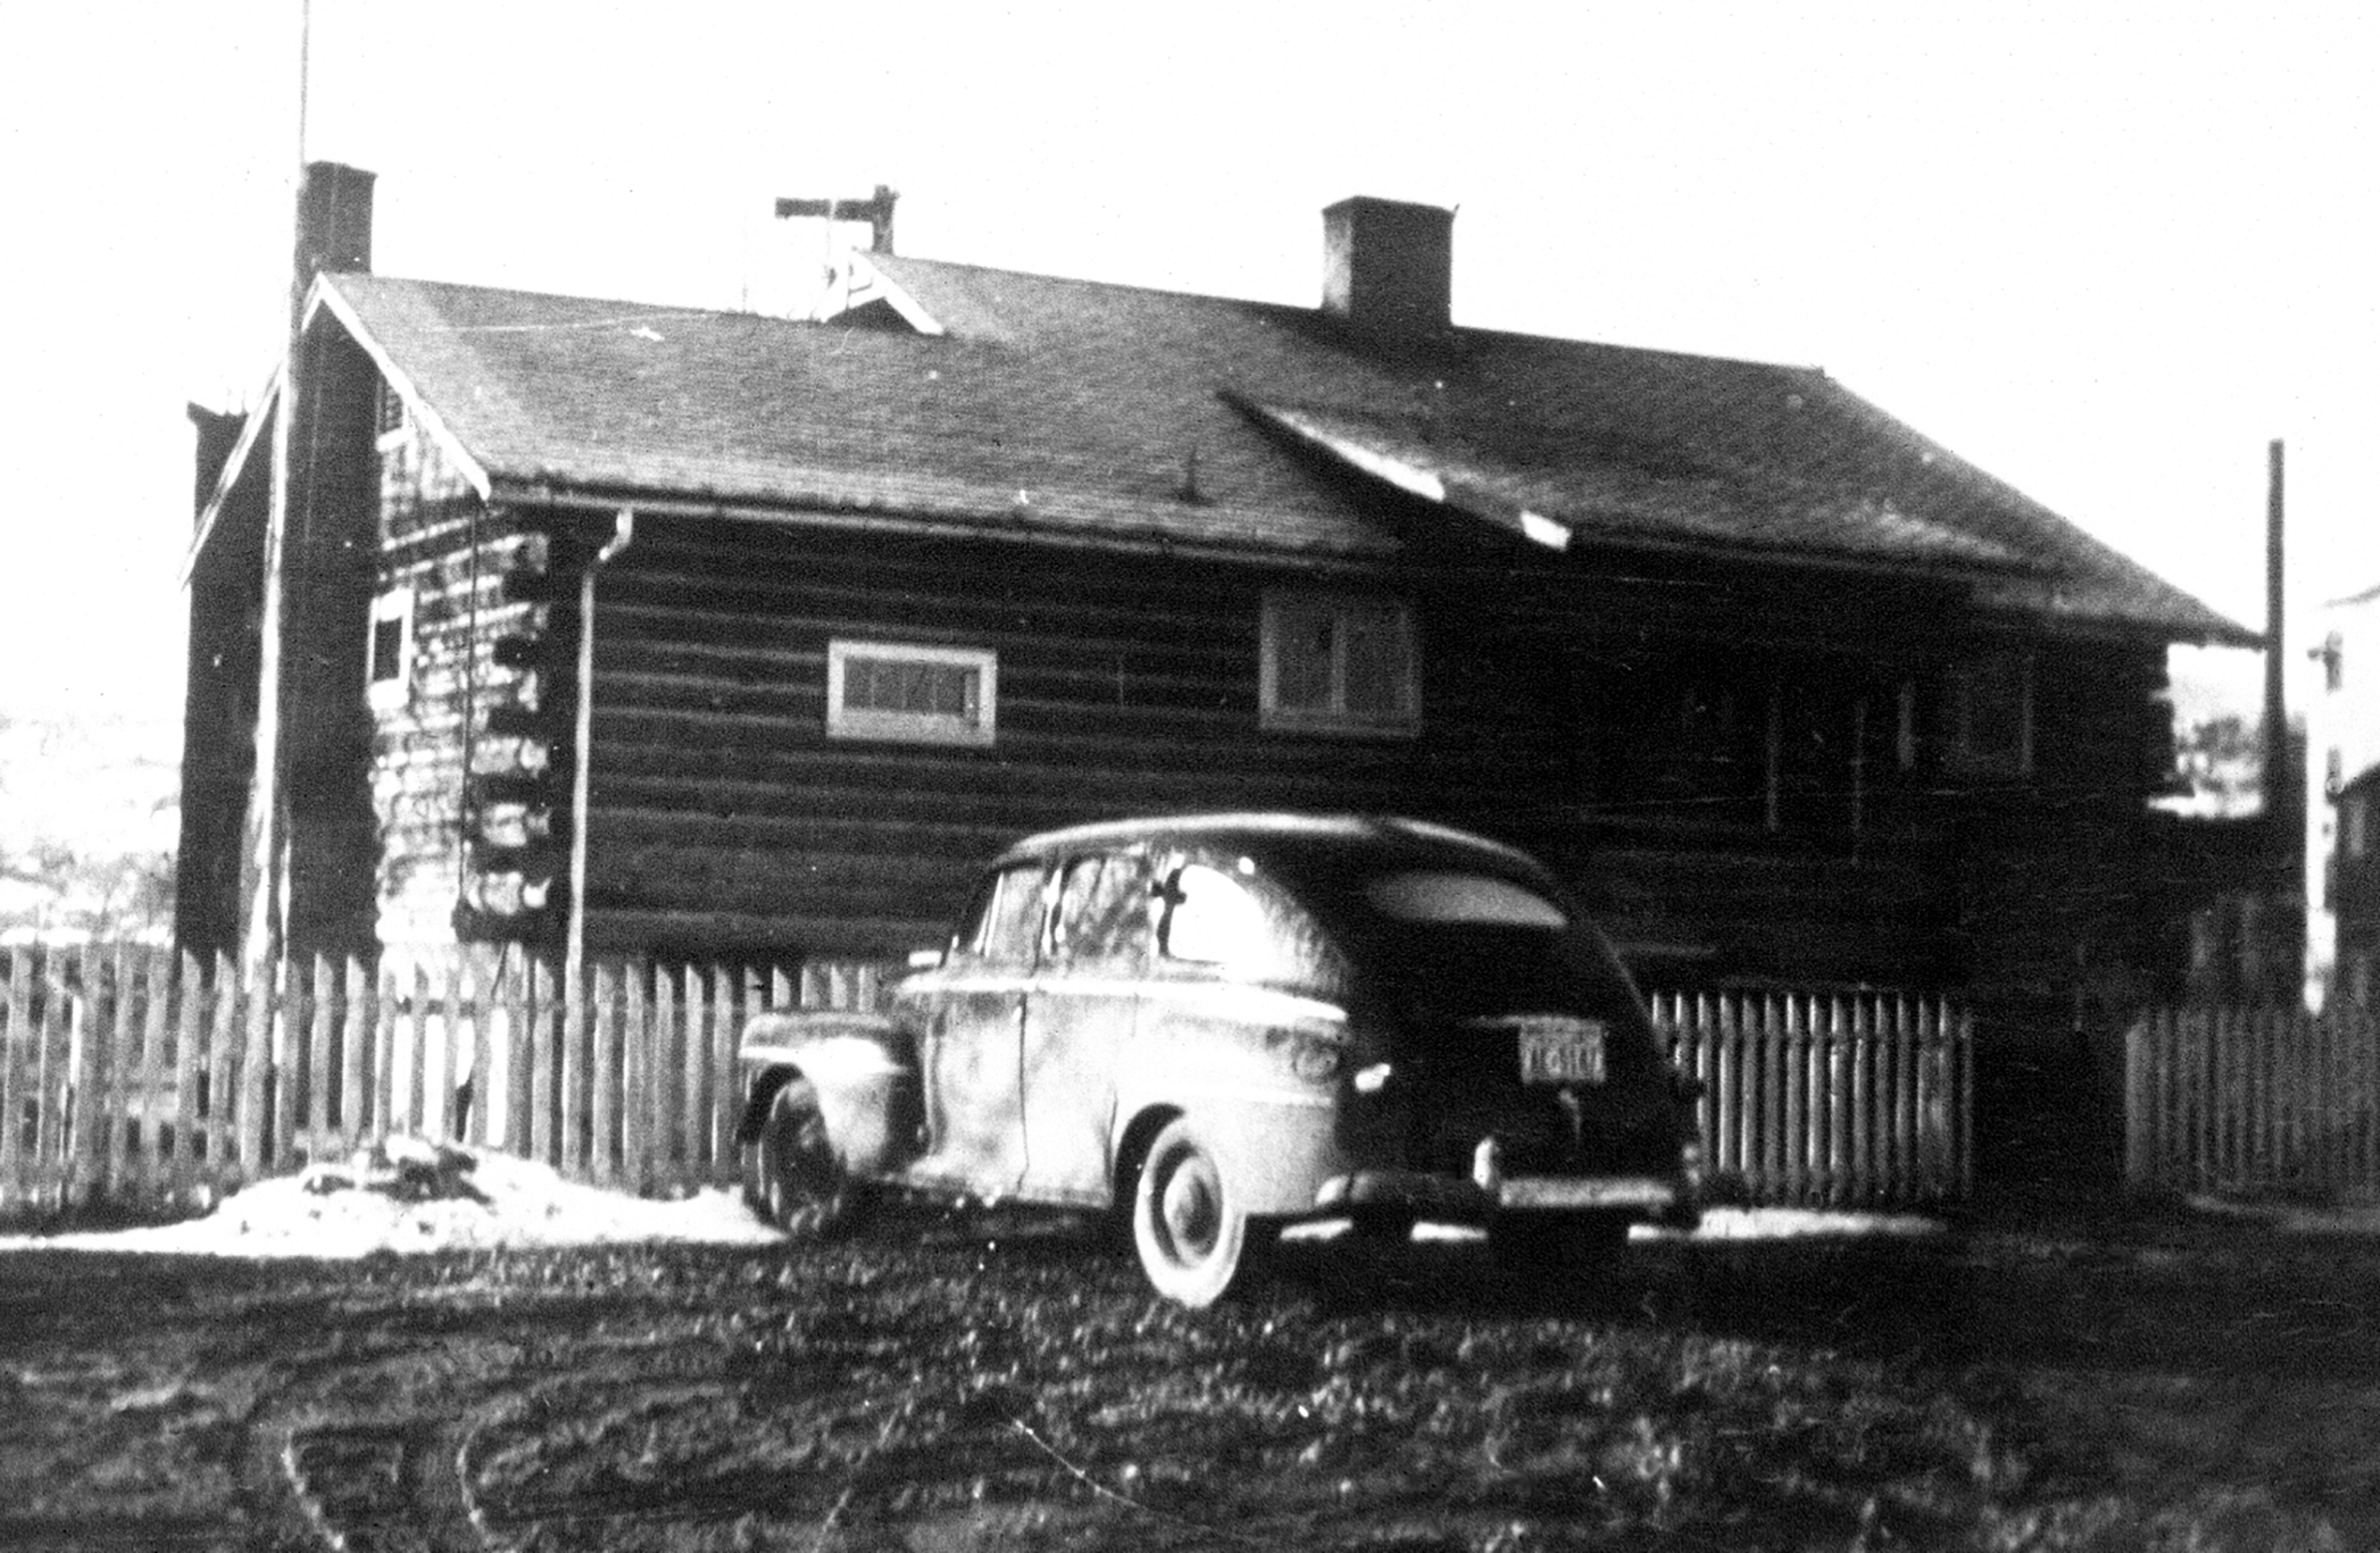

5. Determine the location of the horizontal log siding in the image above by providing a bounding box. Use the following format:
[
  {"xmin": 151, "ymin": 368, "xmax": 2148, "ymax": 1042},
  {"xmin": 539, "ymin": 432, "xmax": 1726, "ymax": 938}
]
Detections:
[
  {"xmin": 580, "ymin": 526, "xmax": 1570, "ymax": 958},
  {"xmin": 1955, "ymin": 640, "xmax": 2173, "ymax": 999},
  {"xmin": 369, "ymin": 412, "xmax": 548, "ymax": 950}
]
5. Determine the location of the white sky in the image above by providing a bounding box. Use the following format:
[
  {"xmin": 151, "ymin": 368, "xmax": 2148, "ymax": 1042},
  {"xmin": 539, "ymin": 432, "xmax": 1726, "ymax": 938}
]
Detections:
[{"xmin": 1, "ymin": 2, "xmax": 2372, "ymax": 729}]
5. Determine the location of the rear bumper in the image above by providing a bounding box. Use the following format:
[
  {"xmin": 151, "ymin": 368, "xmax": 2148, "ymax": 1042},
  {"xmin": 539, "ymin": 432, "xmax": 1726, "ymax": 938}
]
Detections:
[{"xmin": 1314, "ymin": 1169, "xmax": 1700, "ymax": 1229}]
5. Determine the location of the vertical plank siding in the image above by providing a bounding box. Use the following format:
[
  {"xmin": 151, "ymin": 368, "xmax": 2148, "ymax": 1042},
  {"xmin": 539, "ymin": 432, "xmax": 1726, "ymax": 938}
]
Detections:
[
  {"xmin": 1649, "ymin": 990, "xmax": 1974, "ymax": 1208},
  {"xmin": 2126, "ymin": 1006, "xmax": 2380, "ymax": 1202},
  {"xmin": 3, "ymin": 946, "xmax": 1973, "ymax": 1215}
]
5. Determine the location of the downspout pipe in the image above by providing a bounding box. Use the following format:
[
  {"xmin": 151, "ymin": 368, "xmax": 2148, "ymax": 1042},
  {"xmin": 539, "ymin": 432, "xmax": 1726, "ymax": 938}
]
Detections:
[{"xmin": 564, "ymin": 507, "xmax": 636, "ymax": 995}]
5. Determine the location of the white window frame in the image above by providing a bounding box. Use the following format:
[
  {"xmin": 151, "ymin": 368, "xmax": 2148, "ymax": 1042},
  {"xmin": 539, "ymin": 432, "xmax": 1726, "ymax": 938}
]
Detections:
[
  {"xmin": 367, "ymin": 585, "xmax": 417, "ymax": 712},
  {"xmin": 826, "ymin": 639, "xmax": 998, "ymax": 747},
  {"xmin": 1258, "ymin": 591, "xmax": 1420, "ymax": 737}
]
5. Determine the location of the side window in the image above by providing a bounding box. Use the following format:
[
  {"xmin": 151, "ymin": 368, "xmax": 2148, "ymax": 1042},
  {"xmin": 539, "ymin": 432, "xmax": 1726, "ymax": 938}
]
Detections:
[
  {"xmin": 1940, "ymin": 651, "xmax": 2032, "ymax": 778},
  {"xmin": 1050, "ymin": 853, "xmax": 1149, "ymax": 965},
  {"xmin": 826, "ymin": 639, "xmax": 997, "ymax": 747},
  {"xmin": 367, "ymin": 586, "xmax": 417, "ymax": 712},
  {"xmin": 956, "ymin": 863, "xmax": 1045, "ymax": 966},
  {"xmin": 1259, "ymin": 592, "xmax": 1419, "ymax": 736},
  {"xmin": 1162, "ymin": 864, "xmax": 1269, "ymax": 968}
]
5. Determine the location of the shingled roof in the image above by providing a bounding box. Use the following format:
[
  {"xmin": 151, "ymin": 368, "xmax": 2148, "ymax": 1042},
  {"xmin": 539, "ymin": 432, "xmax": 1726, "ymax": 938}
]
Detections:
[{"xmin": 298, "ymin": 253, "xmax": 2251, "ymax": 646}]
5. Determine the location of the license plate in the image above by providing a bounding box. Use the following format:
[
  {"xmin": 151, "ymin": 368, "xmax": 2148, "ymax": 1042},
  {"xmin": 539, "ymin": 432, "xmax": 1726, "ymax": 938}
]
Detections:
[{"xmin": 1515, "ymin": 1019, "xmax": 1606, "ymax": 1085}]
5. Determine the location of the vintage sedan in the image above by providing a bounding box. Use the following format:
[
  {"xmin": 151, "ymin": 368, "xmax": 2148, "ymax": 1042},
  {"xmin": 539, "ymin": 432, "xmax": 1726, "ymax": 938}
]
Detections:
[{"xmin": 736, "ymin": 814, "xmax": 1703, "ymax": 1306}]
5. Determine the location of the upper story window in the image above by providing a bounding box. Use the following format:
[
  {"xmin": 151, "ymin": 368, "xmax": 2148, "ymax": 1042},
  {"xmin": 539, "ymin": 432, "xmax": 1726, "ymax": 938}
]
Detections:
[
  {"xmin": 1940, "ymin": 651, "xmax": 2032, "ymax": 778},
  {"xmin": 1259, "ymin": 591, "xmax": 1418, "ymax": 736},
  {"xmin": 367, "ymin": 586, "xmax": 416, "ymax": 711},
  {"xmin": 826, "ymin": 639, "xmax": 997, "ymax": 747}
]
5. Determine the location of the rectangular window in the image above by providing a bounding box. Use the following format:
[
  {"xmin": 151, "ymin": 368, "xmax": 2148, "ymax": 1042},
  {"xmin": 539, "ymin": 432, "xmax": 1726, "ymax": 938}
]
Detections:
[
  {"xmin": 367, "ymin": 586, "xmax": 416, "ymax": 710},
  {"xmin": 2348, "ymin": 791, "xmax": 2370, "ymax": 861},
  {"xmin": 1941, "ymin": 651, "xmax": 2032, "ymax": 777},
  {"xmin": 1260, "ymin": 592, "xmax": 1418, "ymax": 735},
  {"xmin": 826, "ymin": 639, "xmax": 997, "ymax": 746}
]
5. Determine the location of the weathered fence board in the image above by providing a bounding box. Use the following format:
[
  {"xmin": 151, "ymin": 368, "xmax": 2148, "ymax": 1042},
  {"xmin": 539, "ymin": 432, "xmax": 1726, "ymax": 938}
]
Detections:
[
  {"xmin": 1649, "ymin": 990, "xmax": 1974, "ymax": 1208},
  {"xmin": 2128, "ymin": 1006, "xmax": 2380, "ymax": 1202},
  {"xmin": 2, "ymin": 946, "xmax": 1973, "ymax": 1216}
]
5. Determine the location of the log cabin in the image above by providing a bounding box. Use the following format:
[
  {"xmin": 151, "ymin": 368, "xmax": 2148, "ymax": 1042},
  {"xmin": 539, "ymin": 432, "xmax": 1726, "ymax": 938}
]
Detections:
[{"xmin": 179, "ymin": 164, "xmax": 2255, "ymax": 1043}]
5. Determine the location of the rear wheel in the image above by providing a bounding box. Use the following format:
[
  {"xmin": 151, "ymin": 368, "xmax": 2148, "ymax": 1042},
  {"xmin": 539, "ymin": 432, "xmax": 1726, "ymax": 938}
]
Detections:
[
  {"xmin": 1489, "ymin": 1210, "xmax": 1629, "ymax": 1285},
  {"xmin": 1130, "ymin": 1117, "xmax": 1269, "ymax": 1307},
  {"xmin": 745, "ymin": 1079, "xmax": 861, "ymax": 1240}
]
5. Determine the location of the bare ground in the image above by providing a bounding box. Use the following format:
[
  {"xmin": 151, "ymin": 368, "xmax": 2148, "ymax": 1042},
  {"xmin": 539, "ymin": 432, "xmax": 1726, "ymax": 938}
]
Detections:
[{"xmin": 3, "ymin": 1198, "xmax": 2377, "ymax": 1551}]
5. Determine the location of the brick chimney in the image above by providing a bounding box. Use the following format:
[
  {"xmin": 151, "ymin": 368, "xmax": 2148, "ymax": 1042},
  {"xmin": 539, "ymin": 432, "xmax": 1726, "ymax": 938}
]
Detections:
[
  {"xmin": 291, "ymin": 160, "xmax": 375, "ymax": 327},
  {"xmin": 1322, "ymin": 196, "xmax": 1454, "ymax": 338}
]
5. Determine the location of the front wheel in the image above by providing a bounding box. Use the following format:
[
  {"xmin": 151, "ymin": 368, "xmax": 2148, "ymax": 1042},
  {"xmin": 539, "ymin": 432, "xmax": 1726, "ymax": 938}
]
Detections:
[
  {"xmin": 1130, "ymin": 1117, "xmax": 1269, "ymax": 1307},
  {"xmin": 744, "ymin": 1079, "xmax": 862, "ymax": 1241}
]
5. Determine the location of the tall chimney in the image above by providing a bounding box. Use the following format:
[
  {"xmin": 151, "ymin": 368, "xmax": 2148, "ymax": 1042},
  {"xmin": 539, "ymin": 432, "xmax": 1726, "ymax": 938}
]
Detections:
[
  {"xmin": 1323, "ymin": 196, "xmax": 1454, "ymax": 339},
  {"xmin": 291, "ymin": 160, "xmax": 376, "ymax": 327}
]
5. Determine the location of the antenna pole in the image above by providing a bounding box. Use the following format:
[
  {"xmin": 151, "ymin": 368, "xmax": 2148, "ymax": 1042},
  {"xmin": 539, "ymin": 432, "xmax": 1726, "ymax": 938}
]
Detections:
[{"xmin": 296, "ymin": 0, "xmax": 311, "ymax": 167}]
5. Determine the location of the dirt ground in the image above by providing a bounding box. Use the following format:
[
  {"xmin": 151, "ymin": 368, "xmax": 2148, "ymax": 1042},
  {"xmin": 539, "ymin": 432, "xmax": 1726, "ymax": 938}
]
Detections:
[{"xmin": 3, "ymin": 1195, "xmax": 2377, "ymax": 1552}]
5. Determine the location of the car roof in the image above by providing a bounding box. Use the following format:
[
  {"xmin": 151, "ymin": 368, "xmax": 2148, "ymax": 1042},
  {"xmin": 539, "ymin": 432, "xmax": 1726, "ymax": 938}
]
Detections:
[{"xmin": 992, "ymin": 812, "xmax": 1551, "ymax": 879}]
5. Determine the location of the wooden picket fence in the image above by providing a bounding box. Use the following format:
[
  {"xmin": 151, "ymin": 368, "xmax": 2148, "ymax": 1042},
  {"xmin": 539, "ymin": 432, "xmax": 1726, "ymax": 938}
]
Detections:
[
  {"xmin": 2, "ymin": 942, "xmax": 1972, "ymax": 1217},
  {"xmin": 0, "ymin": 945, "xmax": 884, "ymax": 1217},
  {"xmin": 2125, "ymin": 1005, "xmax": 2380, "ymax": 1203},
  {"xmin": 1651, "ymin": 990, "xmax": 1974, "ymax": 1208}
]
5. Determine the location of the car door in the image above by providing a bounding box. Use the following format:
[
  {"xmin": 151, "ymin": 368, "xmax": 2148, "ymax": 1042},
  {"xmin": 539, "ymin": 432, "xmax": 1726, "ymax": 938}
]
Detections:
[
  {"xmin": 1020, "ymin": 849, "xmax": 1148, "ymax": 1203},
  {"xmin": 913, "ymin": 859, "xmax": 1043, "ymax": 1195}
]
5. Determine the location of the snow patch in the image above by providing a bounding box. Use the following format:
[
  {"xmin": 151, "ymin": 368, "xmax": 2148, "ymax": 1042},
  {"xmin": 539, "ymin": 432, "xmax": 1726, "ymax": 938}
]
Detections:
[{"xmin": 0, "ymin": 1140, "xmax": 782, "ymax": 1259}]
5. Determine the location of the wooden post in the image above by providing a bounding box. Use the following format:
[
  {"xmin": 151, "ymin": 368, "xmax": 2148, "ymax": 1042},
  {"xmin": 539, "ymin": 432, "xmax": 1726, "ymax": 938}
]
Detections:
[
  {"xmin": 2128, "ymin": 1012, "xmax": 2160, "ymax": 1191},
  {"xmin": 171, "ymin": 952, "xmax": 204, "ymax": 1203},
  {"xmin": 592, "ymin": 962, "xmax": 621, "ymax": 1186},
  {"xmin": 339, "ymin": 956, "xmax": 367, "ymax": 1151},
  {"xmin": 1824, "ymin": 997, "xmax": 1850, "ymax": 1206},
  {"xmin": 504, "ymin": 955, "xmax": 535, "ymax": 1158},
  {"xmin": 1952, "ymin": 998, "xmax": 1974, "ymax": 1198},
  {"xmin": 1784, "ymin": 995, "xmax": 1810, "ymax": 1203},
  {"xmin": 235, "ymin": 958, "xmax": 273, "ymax": 1181},
  {"xmin": 440, "ymin": 952, "xmax": 465, "ymax": 1144},
  {"xmin": 370, "ymin": 963, "xmax": 396, "ymax": 1141},
  {"xmin": 680, "ymin": 962, "xmax": 704, "ymax": 1181},
  {"xmin": 64, "ymin": 945, "xmax": 107, "ymax": 1207},
  {"xmin": 269, "ymin": 959, "xmax": 300, "ymax": 1168},
  {"xmin": 400, "ymin": 963, "xmax": 428, "ymax": 1138},
  {"xmin": 304, "ymin": 955, "xmax": 333, "ymax": 1158},
  {"xmin": 708, "ymin": 962, "xmax": 737, "ymax": 1183},
  {"xmin": 134, "ymin": 949, "xmax": 170, "ymax": 1202},
  {"xmin": 528, "ymin": 957, "xmax": 556, "ymax": 1169},
  {"xmin": 560, "ymin": 958, "xmax": 590, "ymax": 1179},
  {"xmin": 623, "ymin": 961, "xmax": 649, "ymax": 1194},
  {"xmin": 87, "ymin": 944, "xmax": 127, "ymax": 1203},
  {"xmin": 653, "ymin": 965, "xmax": 681, "ymax": 1191},
  {"xmin": 1728, "ymin": 994, "xmax": 1755, "ymax": 1191},
  {"xmin": 2, "ymin": 948, "xmax": 31, "ymax": 1205},
  {"xmin": 204, "ymin": 952, "xmax": 238, "ymax": 1187}
]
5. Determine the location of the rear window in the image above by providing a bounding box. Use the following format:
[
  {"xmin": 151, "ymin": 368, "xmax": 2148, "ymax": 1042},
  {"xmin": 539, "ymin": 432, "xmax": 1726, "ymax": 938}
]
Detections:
[{"xmin": 1363, "ymin": 872, "xmax": 1566, "ymax": 927}]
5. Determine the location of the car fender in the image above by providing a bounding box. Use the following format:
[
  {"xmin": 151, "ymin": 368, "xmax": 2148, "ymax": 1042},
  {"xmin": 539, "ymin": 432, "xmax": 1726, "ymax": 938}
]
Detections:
[
  {"xmin": 1110, "ymin": 1072, "xmax": 1344, "ymax": 1219},
  {"xmin": 737, "ymin": 1011, "xmax": 921, "ymax": 1177}
]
